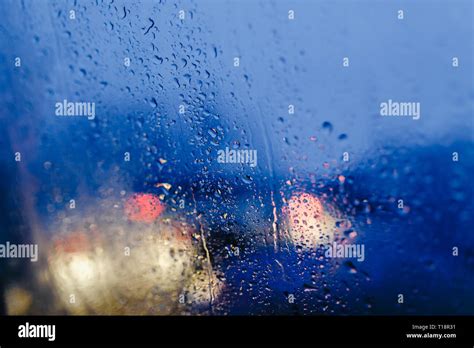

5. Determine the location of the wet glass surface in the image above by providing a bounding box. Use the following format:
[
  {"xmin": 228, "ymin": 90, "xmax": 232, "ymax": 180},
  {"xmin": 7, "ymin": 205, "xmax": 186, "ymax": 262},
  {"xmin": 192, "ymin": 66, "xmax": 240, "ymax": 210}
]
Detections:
[{"xmin": 0, "ymin": 0, "xmax": 473, "ymax": 315}]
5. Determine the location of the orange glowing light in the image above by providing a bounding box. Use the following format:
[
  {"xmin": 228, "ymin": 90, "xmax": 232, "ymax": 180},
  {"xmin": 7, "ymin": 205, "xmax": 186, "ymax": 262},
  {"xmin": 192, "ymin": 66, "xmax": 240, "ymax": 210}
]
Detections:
[{"xmin": 125, "ymin": 193, "xmax": 165, "ymax": 223}]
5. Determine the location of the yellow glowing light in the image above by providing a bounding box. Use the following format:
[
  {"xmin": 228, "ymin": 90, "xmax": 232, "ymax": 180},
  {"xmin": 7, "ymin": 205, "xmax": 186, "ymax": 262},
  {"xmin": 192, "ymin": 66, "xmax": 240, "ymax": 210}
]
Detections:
[{"xmin": 285, "ymin": 192, "xmax": 339, "ymax": 251}]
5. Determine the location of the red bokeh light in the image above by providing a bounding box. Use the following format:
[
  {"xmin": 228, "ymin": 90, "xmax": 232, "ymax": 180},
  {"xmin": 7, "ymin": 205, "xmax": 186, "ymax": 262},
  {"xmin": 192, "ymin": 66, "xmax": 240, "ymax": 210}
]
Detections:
[{"xmin": 125, "ymin": 193, "xmax": 165, "ymax": 223}]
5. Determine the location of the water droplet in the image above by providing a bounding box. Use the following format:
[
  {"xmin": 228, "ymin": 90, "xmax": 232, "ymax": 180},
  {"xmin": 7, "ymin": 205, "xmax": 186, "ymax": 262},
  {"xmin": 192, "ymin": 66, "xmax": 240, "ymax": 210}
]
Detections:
[
  {"xmin": 344, "ymin": 261, "xmax": 358, "ymax": 274},
  {"xmin": 149, "ymin": 98, "xmax": 158, "ymax": 108}
]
